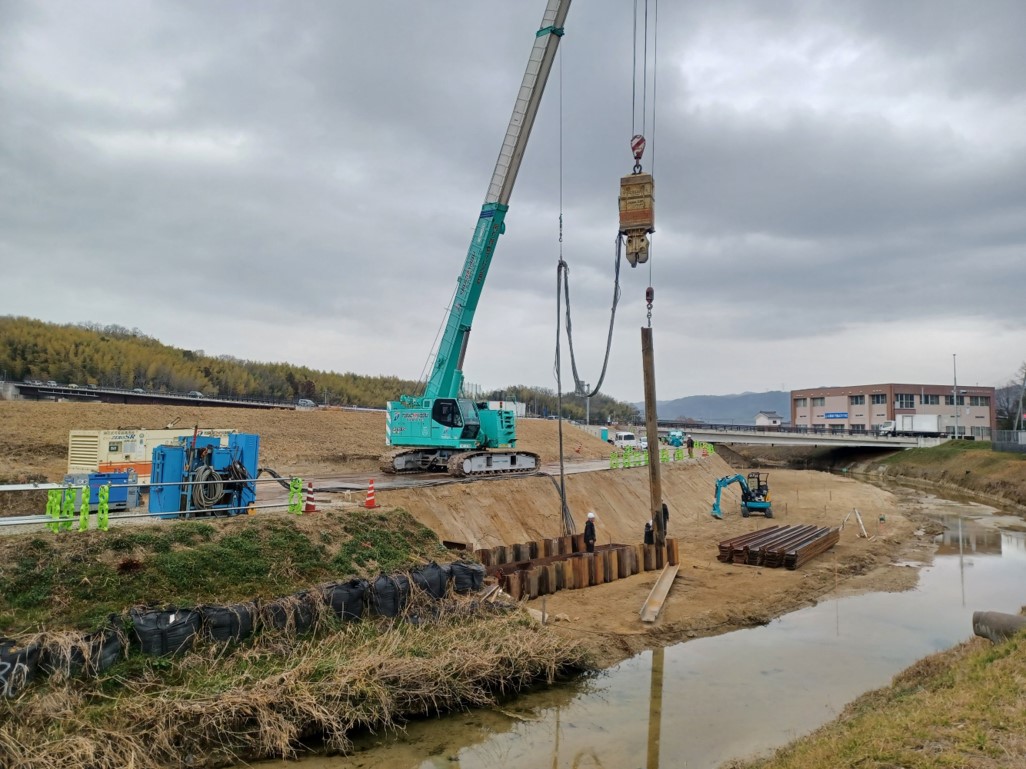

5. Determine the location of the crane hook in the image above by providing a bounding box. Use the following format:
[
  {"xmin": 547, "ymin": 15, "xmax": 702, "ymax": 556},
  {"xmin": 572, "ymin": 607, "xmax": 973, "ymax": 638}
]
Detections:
[{"xmin": 631, "ymin": 134, "xmax": 646, "ymax": 174}]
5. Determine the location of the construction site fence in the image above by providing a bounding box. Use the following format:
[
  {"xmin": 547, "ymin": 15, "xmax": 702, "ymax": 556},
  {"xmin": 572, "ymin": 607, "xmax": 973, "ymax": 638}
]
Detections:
[
  {"xmin": 993, "ymin": 430, "xmax": 1026, "ymax": 454},
  {"xmin": 475, "ymin": 535, "xmax": 680, "ymax": 601},
  {"xmin": 0, "ymin": 475, "xmax": 315, "ymax": 531},
  {"xmin": 609, "ymin": 441, "xmax": 715, "ymax": 469}
]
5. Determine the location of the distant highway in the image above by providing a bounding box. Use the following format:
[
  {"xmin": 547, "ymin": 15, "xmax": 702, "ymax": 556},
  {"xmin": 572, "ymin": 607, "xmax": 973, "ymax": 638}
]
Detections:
[{"xmin": 10, "ymin": 382, "xmax": 293, "ymax": 410}]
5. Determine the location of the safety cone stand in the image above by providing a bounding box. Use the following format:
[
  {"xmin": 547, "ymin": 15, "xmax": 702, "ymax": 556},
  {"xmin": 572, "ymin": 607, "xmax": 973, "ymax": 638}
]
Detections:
[
  {"xmin": 304, "ymin": 481, "xmax": 317, "ymax": 513},
  {"xmin": 365, "ymin": 478, "xmax": 379, "ymax": 509}
]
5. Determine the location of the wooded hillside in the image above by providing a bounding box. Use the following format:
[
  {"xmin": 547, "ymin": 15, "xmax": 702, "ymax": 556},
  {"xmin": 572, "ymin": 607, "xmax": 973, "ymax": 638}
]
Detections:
[{"xmin": 0, "ymin": 316, "xmax": 639, "ymax": 421}]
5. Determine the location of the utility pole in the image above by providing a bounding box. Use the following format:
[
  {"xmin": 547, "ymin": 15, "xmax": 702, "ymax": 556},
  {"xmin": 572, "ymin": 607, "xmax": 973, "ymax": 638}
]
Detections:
[{"xmin": 953, "ymin": 354, "xmax": 959, "ymax": 439}]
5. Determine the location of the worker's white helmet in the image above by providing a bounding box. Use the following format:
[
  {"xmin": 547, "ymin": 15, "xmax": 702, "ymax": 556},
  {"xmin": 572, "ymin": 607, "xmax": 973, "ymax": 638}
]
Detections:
[{"xmin": 587, "ymin": 511, "xmax": 596, "ymax": 519}]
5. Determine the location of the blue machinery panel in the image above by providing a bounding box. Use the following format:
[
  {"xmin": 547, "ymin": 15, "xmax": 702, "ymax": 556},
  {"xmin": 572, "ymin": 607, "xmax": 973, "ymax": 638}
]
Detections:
[{"xmin": 149, "ymin": 433, "xmax": 260, "ymax": 518}]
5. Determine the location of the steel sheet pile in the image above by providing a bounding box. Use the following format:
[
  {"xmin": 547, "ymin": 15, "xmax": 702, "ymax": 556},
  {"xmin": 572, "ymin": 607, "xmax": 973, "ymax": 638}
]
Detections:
[{"xmin": 717, "ymin": 525, "xmax": 840, "ymax": 570}]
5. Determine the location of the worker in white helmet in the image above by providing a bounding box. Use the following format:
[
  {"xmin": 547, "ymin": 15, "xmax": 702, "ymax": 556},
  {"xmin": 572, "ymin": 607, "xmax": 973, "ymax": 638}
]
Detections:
[{"xmin": 584, "ymin": 511, "xmax": 597, "ymax": 553}]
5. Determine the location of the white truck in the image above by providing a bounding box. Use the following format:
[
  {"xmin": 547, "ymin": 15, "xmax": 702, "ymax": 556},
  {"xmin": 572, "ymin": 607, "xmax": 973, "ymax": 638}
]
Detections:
[
  {"xmin": 877, "ymin": 414, "xmax": 944, "ymax": 436},
  {"xmin": 613, "ymin": 431, "xmax": 642, "ymax": 449}
]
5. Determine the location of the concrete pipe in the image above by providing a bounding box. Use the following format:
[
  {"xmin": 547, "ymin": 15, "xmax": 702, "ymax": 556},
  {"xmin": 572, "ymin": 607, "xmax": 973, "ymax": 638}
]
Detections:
[{"xmin": 972, "ymin": 611, "xmax": 1026, "ymax": 644}]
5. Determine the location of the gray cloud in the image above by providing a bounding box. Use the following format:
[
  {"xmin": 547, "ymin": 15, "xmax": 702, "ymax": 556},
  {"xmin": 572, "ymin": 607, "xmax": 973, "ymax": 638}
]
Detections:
[{"xmin": 2, "ymin": 0, "xmax": 1023, "ymax": 400}]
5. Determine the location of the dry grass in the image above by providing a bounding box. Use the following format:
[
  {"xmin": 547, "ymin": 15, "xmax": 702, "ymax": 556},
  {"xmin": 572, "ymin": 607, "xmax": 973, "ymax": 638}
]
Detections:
[
  {"xmin": 728, "ymin": 634, "xmax": 1026, "ymax": 769},
  {"xmin": 0, "ymin": 595, "xmax": 590, "ymax": 769}
]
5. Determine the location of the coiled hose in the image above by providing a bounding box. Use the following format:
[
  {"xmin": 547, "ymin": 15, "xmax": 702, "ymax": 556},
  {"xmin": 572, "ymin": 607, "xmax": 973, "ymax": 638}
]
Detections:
[{"xmin": 192, "ymin": 465, "xmax": 224, "ymax": 508}]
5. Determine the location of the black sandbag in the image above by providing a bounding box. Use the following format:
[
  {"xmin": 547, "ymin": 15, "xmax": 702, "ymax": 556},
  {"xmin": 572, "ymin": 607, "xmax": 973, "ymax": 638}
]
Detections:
[
  {"xmin": 88, "ymin": 623, "xmax": 127, "ymax": 674},
  {"xmin": 322, "ymin": 579, "xmax": 367, "ymax": 621},
  {"xmin": 200, "ymin": 602, "xmax": 257, "ymax": 643},
  {"xmin": 411, "ymin": 562, "xmax": 449, "ymax": 599},
  {"xmin": 1, "ymin": 638, "xmax": 41, "ymax": 697},
  {"xmin": 450, "ymin": 561, "xmax": 485, "ymax": 594},
  {"xmin": 369, "ymin": 574, "xmax": 410, "ymax": 617},
  {"xmin": 43, "ymin": 617, "xmax": 127, "ymax": 679},
  {"xmin": 261, "ymin": 591, "xmax": 316, "ymax": 634},
  {"xmin": 130, "ymin": 607, "xmax": 201, "ymax": 656}
]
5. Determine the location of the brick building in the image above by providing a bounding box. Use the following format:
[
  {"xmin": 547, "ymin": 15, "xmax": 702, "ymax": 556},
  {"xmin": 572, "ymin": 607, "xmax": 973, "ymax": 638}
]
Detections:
[{"xmin": 790, "ymin": 383, "xmax": 996, "ymax": 438}]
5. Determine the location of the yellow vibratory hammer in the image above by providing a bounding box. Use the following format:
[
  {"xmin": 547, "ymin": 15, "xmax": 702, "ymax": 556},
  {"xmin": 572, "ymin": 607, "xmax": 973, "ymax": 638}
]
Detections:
[{"xmin": 619, "ymin": 134, "xmax": 655, "ymax": 267}]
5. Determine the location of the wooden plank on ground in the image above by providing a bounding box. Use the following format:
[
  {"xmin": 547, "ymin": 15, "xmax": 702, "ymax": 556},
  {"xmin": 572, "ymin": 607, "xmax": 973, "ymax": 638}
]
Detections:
[{"xmin": 639, "ymin": 563, "xmax": 680, "ymax": 623}]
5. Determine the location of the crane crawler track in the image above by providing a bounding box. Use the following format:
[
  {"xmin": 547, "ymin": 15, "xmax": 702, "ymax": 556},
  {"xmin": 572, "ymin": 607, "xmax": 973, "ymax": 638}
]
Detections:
[{"xmin": 447, "ymin": 450, "xmax": 540, "ymax": 478}]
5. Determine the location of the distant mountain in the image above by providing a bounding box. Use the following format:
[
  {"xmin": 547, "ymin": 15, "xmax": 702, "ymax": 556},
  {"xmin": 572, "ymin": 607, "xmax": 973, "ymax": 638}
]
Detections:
[{"xmin": 635, "ymin": 391, "xmax": 791, "ymax": 425}]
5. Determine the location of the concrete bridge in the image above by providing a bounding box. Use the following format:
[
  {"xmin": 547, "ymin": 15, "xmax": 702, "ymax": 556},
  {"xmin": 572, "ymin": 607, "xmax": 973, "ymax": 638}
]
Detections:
[
  {"xmin": 573, "ymin": 421, "xmax": 944, "ymax": 450},
  {"xmin": 661, "ymin": 424, "xmax": 942, "ymax": 449}
]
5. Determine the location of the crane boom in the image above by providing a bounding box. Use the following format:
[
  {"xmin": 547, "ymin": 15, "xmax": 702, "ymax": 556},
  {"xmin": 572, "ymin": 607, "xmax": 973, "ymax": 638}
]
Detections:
[
  {"xmin": 426, "ymin": 0, "xmax": 570, "ymax": 400},
  {"xmin": 384, "ymin": 0, "xmax": 572, "ymax": 477}
]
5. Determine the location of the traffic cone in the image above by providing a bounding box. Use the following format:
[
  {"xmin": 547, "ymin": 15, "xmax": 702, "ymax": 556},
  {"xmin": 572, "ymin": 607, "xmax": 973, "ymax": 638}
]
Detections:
[
  {"xmin": 364, "ymin": 478, "xmax": 379, "ymax": 509},
  {"xmin": 304, "ymin": 481, "xmax": 317, "ymax": 513}
]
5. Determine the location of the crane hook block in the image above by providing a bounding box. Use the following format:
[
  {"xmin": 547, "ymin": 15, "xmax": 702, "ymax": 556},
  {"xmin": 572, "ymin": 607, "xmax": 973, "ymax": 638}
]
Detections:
[{"xmin": 618, "ymin": 171, "xmax": 654, "ymax": 268}]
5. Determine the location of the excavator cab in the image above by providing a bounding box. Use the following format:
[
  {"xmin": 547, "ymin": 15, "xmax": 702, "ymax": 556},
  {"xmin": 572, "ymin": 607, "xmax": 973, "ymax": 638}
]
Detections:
[{"xmin": 746, "ymin": 472, "xmax": 770, "ymax": 501}]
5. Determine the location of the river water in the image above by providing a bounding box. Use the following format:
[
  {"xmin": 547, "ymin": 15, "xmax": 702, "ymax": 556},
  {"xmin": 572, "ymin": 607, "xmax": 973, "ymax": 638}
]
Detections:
[{"xmin": 256, "ymin": 494, "xmax": 1026, "ymax": 769}]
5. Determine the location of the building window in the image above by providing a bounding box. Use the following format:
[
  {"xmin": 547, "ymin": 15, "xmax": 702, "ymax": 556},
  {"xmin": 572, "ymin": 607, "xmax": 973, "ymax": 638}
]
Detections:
[
  {"xmin": 921, "ymin": 394, "xmax": 940, "ymax": 405},
  {"xmin": 944, "ymin": 395, "xmax": 965, "ymax": 406},
  {"xmin": 849, "ymin": 395, "xmax": 865, "ymax": 405},
  {"xmin": 871, "ymin": 394, "xmax": 887, "ymax": 405},
  {"xmin": 830, "ymin": 424, "xmax": 845, "ymax": 433},
  {"xmin": 970, "ymin": 396, "xmax": 990, "ymax": 407},
  {"xmin": 850, "ymin": 424, "xmax": 866, "ymax": 433},
  {"xmin": 811, "ymin": 397, "xmax": 825, "ymax": 407},
  {"xmin": 794, "ymin": 397, "xmax": 807, "ymax": 407},
  {"xmin": 896, "ymin": 393, "xmax": 915, "ymax": 409}
]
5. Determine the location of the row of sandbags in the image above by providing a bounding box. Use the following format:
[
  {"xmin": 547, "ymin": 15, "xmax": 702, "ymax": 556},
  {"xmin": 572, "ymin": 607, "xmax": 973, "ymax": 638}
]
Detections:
[{"xmin": 0, "ymin": 560, "xmax": 486, "ymax": 698}]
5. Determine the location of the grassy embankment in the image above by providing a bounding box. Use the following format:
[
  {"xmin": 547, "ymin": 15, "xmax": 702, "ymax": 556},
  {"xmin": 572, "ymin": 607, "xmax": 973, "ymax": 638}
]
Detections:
[
  {"xmin": 0, "ymin": 510, "xmax": 590, "ymax": 768},
  {"xmin": 728, "ymin": 440, "xmax": 1026, "ymax": 769}
]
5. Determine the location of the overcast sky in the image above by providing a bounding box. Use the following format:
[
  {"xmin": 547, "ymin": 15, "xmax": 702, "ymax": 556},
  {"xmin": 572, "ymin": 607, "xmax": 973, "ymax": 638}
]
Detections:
[{"xmin": 2, "ymin": 1, "xmax": 1024, "ymax": 402}]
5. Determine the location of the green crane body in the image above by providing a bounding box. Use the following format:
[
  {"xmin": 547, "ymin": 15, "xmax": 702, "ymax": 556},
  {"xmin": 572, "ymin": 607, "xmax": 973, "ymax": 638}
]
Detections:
[{"xmin": 383, "ymin": 1, "xmax": 572, "ymax": 476}]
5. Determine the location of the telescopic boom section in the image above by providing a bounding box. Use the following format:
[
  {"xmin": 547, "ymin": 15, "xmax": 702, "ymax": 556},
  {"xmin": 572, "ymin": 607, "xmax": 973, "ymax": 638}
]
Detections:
[{"xmin": 424, "ymin": 0, "xmax": 571, "ymax": 400}]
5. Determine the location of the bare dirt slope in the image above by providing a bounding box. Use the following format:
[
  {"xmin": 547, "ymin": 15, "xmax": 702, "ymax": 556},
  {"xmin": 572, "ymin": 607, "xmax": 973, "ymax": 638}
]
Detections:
[
  {"xmin": 0, "ymin": 401, "xmax": 931, "ymax": 668},
  {"xmin": 381, "ymin": 457, "xmax": 926, "ymax": 666},
  {"xmin": 0, "ymin": 400, "xmax": 614, "ymax": 482}
]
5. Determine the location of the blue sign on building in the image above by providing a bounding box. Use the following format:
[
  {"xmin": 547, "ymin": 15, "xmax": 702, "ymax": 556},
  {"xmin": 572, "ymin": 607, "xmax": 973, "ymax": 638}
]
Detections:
[{"xmin": 824, "ymin": 412, "xmax": 849, "ymax": 419}]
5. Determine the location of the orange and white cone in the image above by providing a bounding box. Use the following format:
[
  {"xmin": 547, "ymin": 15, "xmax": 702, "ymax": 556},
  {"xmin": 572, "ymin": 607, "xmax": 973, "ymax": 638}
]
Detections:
[
  {"xmin": 304, "ymin": 481, "xmax": 317, "ymax": 513},
  {"xmin": 364, "ymin": 478, "xmax": 379, "ymax": 509}
]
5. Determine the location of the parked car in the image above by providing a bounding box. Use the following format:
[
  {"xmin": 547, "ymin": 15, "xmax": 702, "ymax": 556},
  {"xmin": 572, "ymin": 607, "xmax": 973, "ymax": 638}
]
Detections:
[
  {"xmin": 67, "ymin": 383, "xmax": 80, "ymax": 389},
  {"xmin": 297, "ymin": 398, "xmax": 316, "ymax": 408},
  {"xmin": 187, "ymin": 391, "xmax": 205, "ymax": 398},
  {"xmin": 132, "ymin": 388, "xmax": 145, "ymax": 393},
  {"xmin": 46, "ymin": 380, "xmax": 58, "ymax": 386}
]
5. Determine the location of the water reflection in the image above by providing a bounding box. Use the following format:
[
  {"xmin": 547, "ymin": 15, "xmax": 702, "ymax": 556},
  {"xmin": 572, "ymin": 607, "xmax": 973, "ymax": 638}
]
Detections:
[{"xmin": 256, "ymin": 514, "xmax": 1026, "ymax": 769}]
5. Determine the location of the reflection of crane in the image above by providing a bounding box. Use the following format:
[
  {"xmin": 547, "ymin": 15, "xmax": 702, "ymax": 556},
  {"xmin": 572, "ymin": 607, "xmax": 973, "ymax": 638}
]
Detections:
[
  {"xmin": 711, "ymin": 472, "xmax": 772, "ymax": 519},
  {"xmin": 382, "ymin": 0, "xmax": 571, "ymax": 478}
]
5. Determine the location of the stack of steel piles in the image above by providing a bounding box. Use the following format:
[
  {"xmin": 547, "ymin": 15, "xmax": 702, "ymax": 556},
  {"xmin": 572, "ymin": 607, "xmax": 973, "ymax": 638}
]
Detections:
[
  {"xmin": 717, "ymin": 525, "xmax": 840, "ymax": 570},
  {"xmin": 783, "ymin": 527, "xmax": 840, "ymax": 570}
]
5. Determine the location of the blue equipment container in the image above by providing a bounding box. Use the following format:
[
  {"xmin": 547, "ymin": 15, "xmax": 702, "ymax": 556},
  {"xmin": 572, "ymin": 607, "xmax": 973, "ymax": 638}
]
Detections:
[
  {"xmin": 149, "ymin": 433, "xmax": 260, "ymax": 518},
  {"xmin": 61, "ymin": 470, "xmax": 140, "ymax": 512}
]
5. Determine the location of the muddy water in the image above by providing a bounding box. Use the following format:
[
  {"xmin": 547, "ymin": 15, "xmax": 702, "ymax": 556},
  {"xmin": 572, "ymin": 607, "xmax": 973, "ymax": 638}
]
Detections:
[{"xmin": 256, "ymin": 500, "xmax": 1026, "ymax": 769}]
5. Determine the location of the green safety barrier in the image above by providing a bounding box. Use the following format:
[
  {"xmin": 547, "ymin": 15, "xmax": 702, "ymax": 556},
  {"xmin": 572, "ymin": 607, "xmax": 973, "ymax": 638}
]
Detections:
[
  {"xmin": 674, "ymin": 448, "xmax": 684, "ymax": 461},
  {"xmin": 288, "ymin": 477, "xmax": 303, "ymax": 514},
  {"xmin": 46, "ymin": 489, "xmax": 61, "ymax": 533},
  {"xmin": 97, "ymin": 484, "xmax": 110, "ymax": 531},
  {"xmin": 59, "ymin": 487, "xmax": 77, "ymax": 532},
  {"xmin": 660, "ymin": 448, "xmax": 669, "ymax": 464},
  {"xmin": 78, "ymin": 486, "xmax": 91, "ymax": 531}
]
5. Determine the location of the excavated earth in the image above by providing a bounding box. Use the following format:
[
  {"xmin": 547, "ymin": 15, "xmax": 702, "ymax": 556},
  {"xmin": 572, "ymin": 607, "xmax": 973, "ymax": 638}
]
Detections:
[{"xmin": 0, "ymin": 401, "xmax": 935, "ymax": 667}]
